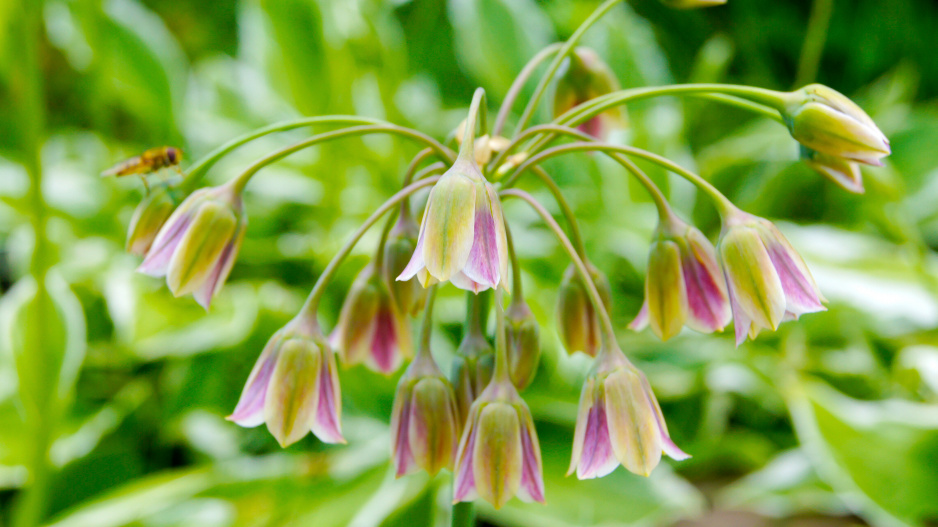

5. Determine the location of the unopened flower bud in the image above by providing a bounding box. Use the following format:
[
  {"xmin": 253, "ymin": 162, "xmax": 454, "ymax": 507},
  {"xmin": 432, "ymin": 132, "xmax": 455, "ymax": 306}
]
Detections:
[
  {"xmin": 719, "ymin": 210, "xmax": 827, "ymax": 345},
  {"xmin": 331, "ymin": 263, "xmax": 412, "ymax": 375},
  {"xmin": 383, "ymin": 212, "xmax": 427, "ymax": 316},
  {"xmin": 556, "ymin": 261, "xmax": 612, "ymax": 357},
  {"xmin": 784, "ymin": 84, "xmax": 890, "ymax": 166},
  {"xmin": 228, "ymin": 319, "xmax": 344, "ymax": 447},
  {"xmin": 657, "ymin": 0, "xmax": 726, "ymax": 8},
  {"xmin": 453, "ymin": 374, "xmax": 544, "ymax": 509},
  {"xmin": 138, "ymin": 183, "xmax": 246, "ymax": 309},
  {"xmin": 451, "ymin": 333, "xmax": 494, "ymax": 423},
  {"xmin": 630, "ymin": 215, "xmax": 731, "ymax": 340},
  {"xmin": 569, "ymin": 345, "xmax": 689, "ymax": 479},
  {"xmin": 553, "ymin": 48, "xmax": 627, "ymax": 141},
  {"xmin": 398, "ymin": 158, "xmax": 509, "ymax": 293},
  {"xmin": 801, "ymin": 146, "xmax": 864, "ymax": 194},
  {"xmin": 391, "ymin": 346, "xmax": 461, "ymax": 477},
  {"xmin": 505, "ymin": 299, "xmax": 540, "ymax": 390},
  {"xmin": 126, "ymin": 185, "xmax": 178, "ymax": 257}
]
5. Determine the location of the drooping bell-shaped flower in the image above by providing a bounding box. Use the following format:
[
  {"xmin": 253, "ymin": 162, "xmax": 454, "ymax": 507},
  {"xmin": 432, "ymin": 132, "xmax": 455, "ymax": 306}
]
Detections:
[
  {"xmin": 331, "ymin": 262, "xmax": 412, "ymax": 375},
  {"xmin": 553, "ymin": 48, "xmax": 627, "ymax": 141},
  {"xmin": 569, "ymin": 344, "xmax": 689, "ymax": 479},
  {"xmin": 718, "ymin": 209, "xmax": 826, "ymax": 345},
  {"xmin": 783, "ymin": 84, "xmax": 890, "ymax": 166},
  {"xmin": 397, "ymin": 157, "xmax": 509, "ymax": 293},
  {"xmin": 228, "ymin": 318, "xmax": 344, "ymax": 447},
  {"xmin": 138, "ymin": 183, "xmax": 246, "ymax": 309},
  {"xmin": 630, "ymin": 214, "xmax": 731, "ymax": 341},
  {"xmin": 453, "ymin": 368, "xmax": 545, "ymax": 508},
  {"xmin": 126, "ymin": 184, "xmax": 178, "ymax": 256},
  {"xmin": 390, "ymin": 332, "xmax": 461, "ymax": 478},
  {"xmin": 505, "ymin": 297, "xmax": 540, "ymax": 390},
  {"xmin": 556, "ymin": 261, "xmax": 612, "ymax": 357},
  {"xmin": 801, "ymin": 146, "xmax": 864, "ymax": 194},
  {"xmin": 383, "ymin": 209, "xmax": 427, "ymax": 316}
]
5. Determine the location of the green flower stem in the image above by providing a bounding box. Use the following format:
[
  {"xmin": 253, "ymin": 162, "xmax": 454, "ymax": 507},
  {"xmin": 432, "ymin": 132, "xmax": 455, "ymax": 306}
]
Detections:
[
  {"xmin": 501, "ymin": 189, "xmax": 618, "ymax": 346},
  {"xmin": 295, "ymin": 176, "xmax": 441, "ymax": 329},
  {"xmin": 795, "ymin": 0, "xmax": 834, "ymax": 87},
  {"xmin": 492, "ymin": 288, "xmax": 511, "ymax": 383},
  {"xmin": 491, "ymin": 85, "xmax": 784, "ymax": 171},
  {"xmin": 528, "ymin": 165, "xmax": 587, "ymax": 257},
  {"xmin": 228, "ymin": 125, "xmax": 454, "ymax": 193},
  {"xmin": 13, "ymin": 3, "xmax": 54, "ymax": 526},
  {"xmin": 451, "ymin": 501, "xmax": 476, "ymax": 527},
  {"xmin": 493, "ymin": 42, "xmax": 563, "ymax": 137},
  {"xmin": 505, "ymin": 140, "xmax": 736, "ymax": 217},
  {"xmin": 465, "ymin": 290, "xmax": 491, "ymax": 340},
  {"xmin": 182, "ymin": 116, "xmax": 451, "ymax": 190},
  {"xmin": 504, "ymin": 224, "xmax": 525, "ymax": 301},
  {"xmin": 512, "ymin": 0, "xmax": 624, "ymax": 137},
  {"xmin": 459, "ymin": 88, "xmax": 488, "ymax": 162},
  {"xmin": 402, "ymin": 148, "xmax": 437, "ymax": 187},
  {"xmin": 417, "ymin": 286, "xmax": 438, "ymax": 358},
  {"xmin": 503, "ymin": 124, "xmax": 673, "ymax": 220}
]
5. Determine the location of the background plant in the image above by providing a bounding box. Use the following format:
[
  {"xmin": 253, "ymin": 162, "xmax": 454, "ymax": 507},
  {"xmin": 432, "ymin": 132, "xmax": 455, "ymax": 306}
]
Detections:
[{"xmin": 1, "ymin": 1, "xmax": 937, "ymax": 526}]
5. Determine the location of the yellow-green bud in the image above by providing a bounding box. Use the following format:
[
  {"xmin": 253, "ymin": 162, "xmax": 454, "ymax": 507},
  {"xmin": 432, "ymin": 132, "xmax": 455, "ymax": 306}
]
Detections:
[
  {"xmin": 505, "ymin": 299, "xmax": 540, "ymax": 390},
  {"xmin": 553, "ymin": 48, "xmax": 627, "ymax": 140},
  {"xmin": 556, "ymin": 261, "xmax": 612, "ymax": 357},
  {"xmin": 126, "ymin": 185, "xmax": 178, "ymax": 257}
]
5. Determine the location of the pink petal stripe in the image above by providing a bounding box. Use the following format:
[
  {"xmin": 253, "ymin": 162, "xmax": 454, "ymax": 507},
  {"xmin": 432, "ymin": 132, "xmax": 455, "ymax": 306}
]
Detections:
[
  {"xmin": 138, "ymin": 216, "xmax": 191, "ymax": 276},
  {"xmin": 628, "ymin": 302, "xmax": 649, "ymax": 331},
  {"xmin": 461, "ymin": 206, "xmax": 500, "ymax": 289},
  {"xmin": 193, "ymin": 238, "xmax": 236, "ymax": 309},
  {"xmin": 764, "ymin": 241, "xmax": 825, "ymax": 316},
  {"xmin": 311, "ymin": 350, "xmax": 344, "ymax": 444},
  {"xmin": 370, "ymin": 309, "xmax": 399, "ymax": 374},
  {"xmin": 517, "ymin": 414, "xmax": 545, "ymax": 502},
  {"xmin": 393, "ymin": 397, "xmax": 416, "ymax": 477},
  {"xmin": 726, "ymin": 272, "xmax": 752, "ymax": 346},
  {"xmin": 577, "ymin": 398, "xmax": 618, "ymax": 479},
  {"xmin": 229, "ymin": 348, "xmax": 279, "ymax": 427},
  {"xmin": 682, "ymin": 253, "xmax": 730, "ymax": 333},
  {"xmin": 453, "ymin": 418, "xmax": 480, "ymax": 502},
  {"xmin": 397, "ymin": 224, "xmax": 426, "ymax": 281}
]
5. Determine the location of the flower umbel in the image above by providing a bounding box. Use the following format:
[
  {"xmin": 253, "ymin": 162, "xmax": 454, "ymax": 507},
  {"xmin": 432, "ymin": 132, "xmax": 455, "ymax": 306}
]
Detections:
[
  {"xmin": 719, "ymin": 210, "xmax": 826, "ymax": 345},
  {"xmin": 630, "ymin": 215, "xmax": 731, "ymax": 341},
  {"xmin": 569, "ymin": 345, "xmax": 689, "ymax": 479},
  {"xmin": 331, "ymin": 263, "xmax": 412, "ymax": 375},
  {"xmin": 228, "ymin": 318, "xmax": 343, "ymax": 447},
  {"xmin": 556, "ymin": 262, "xmax": 612, "ymax": 357},
  {"xmin": 784, "ymin": 84, "xmax": 890, "ymax": 166},
  {"xmin": 453, "ymin": 374, "xmax": 545, "ymax": 509},
  {"xmin": 138, "ymin": 183, "xmax": 246, "ymax": 309},
  {"xmin": 397, "ymin": 158, "xmax": 509, "ymax": 293}
]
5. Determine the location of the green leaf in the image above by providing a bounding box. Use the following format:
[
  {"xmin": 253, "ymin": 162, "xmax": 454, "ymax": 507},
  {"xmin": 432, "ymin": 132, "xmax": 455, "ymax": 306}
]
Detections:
[{"xmin": 787, "ymin": 378, "xmax": 938, "ymax": 526}]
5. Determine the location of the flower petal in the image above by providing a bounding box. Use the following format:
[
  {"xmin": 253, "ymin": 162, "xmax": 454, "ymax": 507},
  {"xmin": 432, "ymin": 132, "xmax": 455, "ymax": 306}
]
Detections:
[
  {"xmin": 263, "ymin": 339, "xmax": 321, "ymax": 447},
  {"xmin": 193, "ymin": 223, "xmax": 246, "ymax": 310},
  {"xmin": 167, "ymin": 202, "xmax": 238, "ymax": 296},
  {"xmin": 473, "ymin": 403, "xmax": 523, "ymax": 509},
  {"xmin": 516, "ymin": 405, "xmax": 545, "ymax": 503},
  {"xmin": 604, "ymin": 369, "xmax": 662, "ymax": 476},
  {"xmin": 422, "ymin": 171, "xmax": 477, "ymax": 282},
  {"xmin": 228, "ymin": 334, "xmax": 282, "ymax": 427},
  {"xmin": 310, "ymin": 347, "xmax": 344, "ymax": 444}
]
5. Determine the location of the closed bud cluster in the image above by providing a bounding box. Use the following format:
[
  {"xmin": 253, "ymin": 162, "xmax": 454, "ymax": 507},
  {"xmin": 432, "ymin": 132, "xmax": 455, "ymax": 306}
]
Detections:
[
  {"xmin": 556, "ymin": 262, "xmax": 612, "ymax": 357},
  {"xmin": 719, "ymin": 211, "xmax": 826, "ymax": 345},
  {"xmin": 331, "ymin": 263, "xmax": 412, "ymax": 375},
  {"xmin": 630, "ymin": 214, "xmax": 731, "ymax": 341},
  {"xmin": 569, "ymin": 345, "xmax": 689, "ymax": 479},
  {"xmin": 505, "ymin": 298, "xmax": 540, "ymax": 390},
  {"xmin": 784, "ymin": 84, "xmax": 889, "ymax": 192},
  {"xmin": 390, "ymin": 345, "xmax": 461, "ymax": 478},
  {"xmin": 138, "ymin": 183, "xmax": 246, "ymax": 309},
  {"xmin": 126, "ymin": 185, "xmax": 178, "ymax": 257},
  {"xmin": 398, "ymin": 157, "xmax": 510, "ymax": 293},
  {"xmin": 383, "ymin": 212, "xmax": 427, "ymax": 316},
  {"xmin": 453, "ymin": 375, "xmax": 545, "ymax": 509},
  {"xmin": 553, "ymin": 48, "xmax": 627, "ymax": 141},
  {"xmin": 228, "ymin": 318, "xmax": 344, "ymax": 447}
]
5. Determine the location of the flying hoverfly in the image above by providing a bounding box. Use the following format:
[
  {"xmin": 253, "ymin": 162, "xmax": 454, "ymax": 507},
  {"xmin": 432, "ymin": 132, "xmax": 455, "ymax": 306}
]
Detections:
[{"xmin": 102, "ymin": 146, "xmax": 183, "ymax": 191}]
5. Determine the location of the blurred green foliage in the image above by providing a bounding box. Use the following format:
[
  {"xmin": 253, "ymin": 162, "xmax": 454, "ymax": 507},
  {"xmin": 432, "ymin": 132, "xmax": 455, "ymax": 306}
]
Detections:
[{"xmin": 1, "ymin": 0, "xmax": 938, "ymax": 526}]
